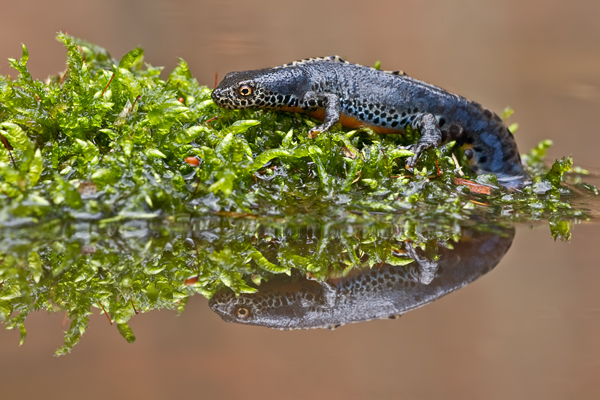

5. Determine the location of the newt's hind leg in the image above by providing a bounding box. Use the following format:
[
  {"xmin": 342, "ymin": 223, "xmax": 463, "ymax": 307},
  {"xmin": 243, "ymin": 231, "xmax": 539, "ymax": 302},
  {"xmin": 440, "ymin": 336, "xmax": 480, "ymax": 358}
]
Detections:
[{"xmin": 405, "ymin": 113, "xmax": 443, "ymax": 168}]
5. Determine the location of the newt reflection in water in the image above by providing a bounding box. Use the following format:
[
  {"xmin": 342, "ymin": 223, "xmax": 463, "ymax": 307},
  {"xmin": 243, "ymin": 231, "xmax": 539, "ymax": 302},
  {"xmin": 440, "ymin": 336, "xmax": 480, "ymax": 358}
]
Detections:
[{"xmin": 209, "ymin": 226, "xmax": 514, "ymax": 329}]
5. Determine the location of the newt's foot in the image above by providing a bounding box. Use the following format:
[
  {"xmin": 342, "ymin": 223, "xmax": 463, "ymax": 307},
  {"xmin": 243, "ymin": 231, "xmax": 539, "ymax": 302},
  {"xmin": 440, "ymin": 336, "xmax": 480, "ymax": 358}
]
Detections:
[
  {"xmin": 406, "ymin": 113, "xmax": 443, "ymax": 168},
  {"xmin": 308, "ymin": 127, "xmax": 322, "ymax": 139},
  {"xmin": 405, "ymin": 143, "xmax": 431, "ymax": 168}
]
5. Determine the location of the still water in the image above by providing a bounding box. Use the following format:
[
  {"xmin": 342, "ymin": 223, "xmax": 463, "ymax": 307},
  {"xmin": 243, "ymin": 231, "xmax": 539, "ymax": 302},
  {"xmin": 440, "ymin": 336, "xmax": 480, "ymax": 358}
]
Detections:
[
  {"xmin": 1, "ymin": 215, "xmax": 599, "ymax": 400},
  {"xmin": 1, "ymin": 0, "xmax": 599, "ymax": 399},
  {"xmin": 209, "ymin": 225, "xmax": 514, "ymax": 329}
]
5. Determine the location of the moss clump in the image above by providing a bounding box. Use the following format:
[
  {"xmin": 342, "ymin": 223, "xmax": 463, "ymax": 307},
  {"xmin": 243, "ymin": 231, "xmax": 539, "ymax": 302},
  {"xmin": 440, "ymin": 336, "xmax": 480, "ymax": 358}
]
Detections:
[
  {"xmin": 0, "ymin": 34, "xmax": 594, "ymax": 226},
  {"xmin": 0, "ymin": 35, "xmax": 597, "ymax": 354}
]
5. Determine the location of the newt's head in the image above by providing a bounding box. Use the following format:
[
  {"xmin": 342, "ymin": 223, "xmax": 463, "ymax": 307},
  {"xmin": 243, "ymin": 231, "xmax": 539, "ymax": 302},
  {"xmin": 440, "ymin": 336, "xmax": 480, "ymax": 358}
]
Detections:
[
  {"xmin": 208, "ymin": 279, "xmax": 327, "ymax": 329},
  {"xmin": 211, "ymin": 67, "xmax": 308, "ymax": 110}
]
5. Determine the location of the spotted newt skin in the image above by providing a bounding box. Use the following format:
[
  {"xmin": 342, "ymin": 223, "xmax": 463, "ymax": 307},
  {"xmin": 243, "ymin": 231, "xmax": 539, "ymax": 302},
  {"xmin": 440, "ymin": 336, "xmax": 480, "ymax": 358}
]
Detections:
[
  {"xmin": 212, "ymin": 56, "xmax": 529, "ymax": 188},
  {"xmin": 209, "ymin": 226, "xmax": 514, "ymax": 330}
]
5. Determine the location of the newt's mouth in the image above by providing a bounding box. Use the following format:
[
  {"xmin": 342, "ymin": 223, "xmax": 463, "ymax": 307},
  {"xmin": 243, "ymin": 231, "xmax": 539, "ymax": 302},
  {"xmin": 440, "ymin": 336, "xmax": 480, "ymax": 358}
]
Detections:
[{"xmin": 210, "ymin": 88, "xmax": 231, "ymax": 108}]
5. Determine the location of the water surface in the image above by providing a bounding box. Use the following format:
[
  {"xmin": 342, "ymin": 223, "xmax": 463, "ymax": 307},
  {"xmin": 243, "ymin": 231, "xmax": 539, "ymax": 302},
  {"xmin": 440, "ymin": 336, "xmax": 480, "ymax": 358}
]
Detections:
[{"xmin": 1, "ymin": 0, "xmax": 599, "ymax": 399}]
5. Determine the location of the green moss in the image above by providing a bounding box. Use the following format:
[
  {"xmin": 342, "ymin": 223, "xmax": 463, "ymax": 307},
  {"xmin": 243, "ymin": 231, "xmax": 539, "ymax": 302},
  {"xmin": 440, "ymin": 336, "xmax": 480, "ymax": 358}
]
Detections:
[
  {"xmin": 0, "ymin": 34, "xmax": 595, "ymax": 225},
  {"xmin": 0, "ymin": 34, "xmax": 597, "ymax": 354}
]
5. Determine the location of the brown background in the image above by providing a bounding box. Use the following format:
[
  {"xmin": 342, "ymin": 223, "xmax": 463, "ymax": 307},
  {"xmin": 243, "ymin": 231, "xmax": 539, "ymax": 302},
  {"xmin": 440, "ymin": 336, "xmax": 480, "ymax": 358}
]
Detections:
[{"xmin": 1, "ymin": 1, "xmax": 600, "ymax": 399}]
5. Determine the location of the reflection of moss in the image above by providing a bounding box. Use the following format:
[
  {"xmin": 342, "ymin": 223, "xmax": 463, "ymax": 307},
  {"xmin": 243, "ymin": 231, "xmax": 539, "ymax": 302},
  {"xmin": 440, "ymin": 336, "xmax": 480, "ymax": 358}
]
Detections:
[
  {"xmin": 0, "ymin": 34, "xmax": 594, "ymax": 225},
  {"xmin": 2, "ymin": 216, "xmax": 477, "ymax": 354}
]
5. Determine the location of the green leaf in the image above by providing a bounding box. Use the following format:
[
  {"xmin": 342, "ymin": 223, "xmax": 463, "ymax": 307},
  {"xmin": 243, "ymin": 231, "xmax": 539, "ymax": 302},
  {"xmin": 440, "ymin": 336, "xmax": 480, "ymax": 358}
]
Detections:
[
  {"xmin": 215, "ymin": 132, "xmax": 234, "ymax": 155},
  {"xmin": 526, "ymin": 140, "xmax": 553, "ymax": 163},
  {"xmin": 117, "ymin": 323, "xmax": 136, "ymax": 343},
  {"xmin": 225, "ymin": 120, "xmax": 260, "ymax": 134},
  {"xmin": 545, "ymin": 156, "xmax": 572, "ymax": 186},
  {"xmin": 18, "ymin": 323, "xmax": 27, "ymax": 346},
  {"xmin": 73, "ymin": 139, "xmax": 99, "ymax": 163},
  {"xmin": 28, "ymin": 251, "xmax": 43, "ymax": 283},
  {"xmin": 550, "ymin": 220, "xmax": 571, "ymax": 242},
  {"xmin": 118, "ymin": 48, "xmax": 144, "ymax": 70},
  {"xmin": 387, "ymin": 148, "xmax": 414, "ymax": 159},
  {"xmin": 250, "ymin": 149, "xmax": 291, "ymax": 171},
  {"xmin": 0, "ymin": 123, "xmax": 30, "ymax": 151},
  {"xmin": 175, "ymin": 125, "xmax": 209, "ymax": 144},
  {"xmin": 145, "ymin": 148, "xmax": 166, "ymax": 158},
  {"xmin": 501, "ymin": 107, "xmax": 514, "ymax": 121},
  {"xmin": 8, "ymin": 44, "xmax": 32, "ymax": 80},
  {"xmin": 250, "ymin": 248, "xmax": 291, "ymax": 275},
  {"xmin": 91, "ymin": 167, "xmax": 121, "ymax": 185},
  {"xmin": 28, "ymin": 148, "xmax": 43, "ymax": 185},
  {"xmin": 385, "ymin": 256, "xmax": 414, "ymax": 266},
  {"xmin": 219, "ymin": 270, "xmax": 257, "ymax": 293}
]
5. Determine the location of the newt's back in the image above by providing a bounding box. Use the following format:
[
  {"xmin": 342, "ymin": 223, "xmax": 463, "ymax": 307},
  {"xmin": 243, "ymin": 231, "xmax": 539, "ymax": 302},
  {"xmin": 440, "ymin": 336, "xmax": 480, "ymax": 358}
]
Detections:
[{"xmin": 212, "ymin": 56, "xmax": 528, "ymax": 187}]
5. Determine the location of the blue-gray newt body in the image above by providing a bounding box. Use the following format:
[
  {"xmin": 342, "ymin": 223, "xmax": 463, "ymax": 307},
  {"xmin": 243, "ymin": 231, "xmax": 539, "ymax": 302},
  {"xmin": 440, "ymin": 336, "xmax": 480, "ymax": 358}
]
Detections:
[
  {"xmin": 209, "ymin": 226, "xmax": 514, "ymax": 330},
  {"xmin": 212, "ymin": 56, "xmax": 528, "ymax": 188}
]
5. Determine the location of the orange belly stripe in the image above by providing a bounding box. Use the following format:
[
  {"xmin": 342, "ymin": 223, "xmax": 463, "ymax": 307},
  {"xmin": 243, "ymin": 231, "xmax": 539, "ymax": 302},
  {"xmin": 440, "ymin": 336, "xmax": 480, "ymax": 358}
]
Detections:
[{"xmin": 277, "ymin": 107, "xmax": 403, "ymax": 135}]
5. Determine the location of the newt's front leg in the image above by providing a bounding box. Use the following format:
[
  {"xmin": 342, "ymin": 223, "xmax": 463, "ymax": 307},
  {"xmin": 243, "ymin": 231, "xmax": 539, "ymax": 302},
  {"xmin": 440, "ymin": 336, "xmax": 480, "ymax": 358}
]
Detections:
[
  {"xmin": 301, "ymin": 91, "xmax": 341, "ymax": 139},
  {"xmin": 404, "ymin": 241, "xmax": 439, "ymax": 285}
]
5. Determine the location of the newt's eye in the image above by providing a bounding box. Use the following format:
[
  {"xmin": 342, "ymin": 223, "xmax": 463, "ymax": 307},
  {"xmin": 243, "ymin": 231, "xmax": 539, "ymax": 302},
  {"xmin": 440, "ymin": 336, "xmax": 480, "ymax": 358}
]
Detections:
[
  {"xmin": 236, "ymin": 306, "xmax": 251, "ymax": 319},
  {"xmin": 239, "ymin": 85, "xmax": 252, "ymax": 96}
]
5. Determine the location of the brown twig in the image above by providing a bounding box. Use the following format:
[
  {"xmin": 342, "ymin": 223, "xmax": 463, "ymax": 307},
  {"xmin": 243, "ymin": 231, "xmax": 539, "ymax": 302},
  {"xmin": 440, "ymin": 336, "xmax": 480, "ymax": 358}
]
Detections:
[
  {"xmin": 204, "ymin": 115, "xmax": 218, "ymax": 124},
  {"xmin": 0, "ymin": 185, "xmax": 12, "ymax": 202},
  {"xmin": 191, "ymin": 170, "xmax": 203, "ymax": 199},
  {"xmin": 59, "ymin": 67, "xmax": 69, "ymax": 86},
  {"xmin": 130, "ymin": 95, "xmax": 141, "ymax": 112},
  {"xmin": 101, "ymin": 73, "xmax": 115, "ymax": 97},
  {"xmin": 380, "ymin": 149, "xmax": 391, "ymax": 177},
  {"xmin": 214, "ymin": 72, "xmax": 218, "ymax": 89},
  {"xmin": 98, "ymin": 301, "xmax": 112, "ymax": 325},
  {"xmin": 379, "ymin": 149, "xmax": 402, "ymax": 179},
  {"xmin": 454, "ymin": 177, "xmax": 492, "ymax": 195},
  {"xmin": 130, "ymin": 299, "xmax": 139, "ymax": 315},
  {"xmin": 77, "ymin": 45, "xmax": 86, "ymax": 61},
  {"xmin": 469, "ymin": 199, "xmax": 490, "ymax": 206},
  {"xmin": 451, "ymin": 153, "xmax": 464, "ymax": 176},
  {"xmin": 0, "ymin": 132, "xmax": 16, "ymax": 169}
]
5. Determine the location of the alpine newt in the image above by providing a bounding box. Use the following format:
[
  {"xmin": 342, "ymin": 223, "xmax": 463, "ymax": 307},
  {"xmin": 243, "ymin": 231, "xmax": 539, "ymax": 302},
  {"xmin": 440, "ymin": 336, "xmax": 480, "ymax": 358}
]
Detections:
[
  {"xmin": 209, "ymin": 225, "xmax": 514, "ymax": 330},
  {"xmin": 212, "ymin": 56, "xmax": 529, "ymax": 188}
]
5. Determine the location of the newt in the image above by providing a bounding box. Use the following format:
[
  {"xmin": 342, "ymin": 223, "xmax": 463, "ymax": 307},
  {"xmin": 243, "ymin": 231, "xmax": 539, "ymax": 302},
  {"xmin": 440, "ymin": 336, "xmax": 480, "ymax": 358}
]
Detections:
[
  {"xmin": 209, "ymin": 225, "xmax": 514, "ymax": 330},
  {"xmin": 212, "ymin": 56, "xmax": 529, "ymax": 188}
]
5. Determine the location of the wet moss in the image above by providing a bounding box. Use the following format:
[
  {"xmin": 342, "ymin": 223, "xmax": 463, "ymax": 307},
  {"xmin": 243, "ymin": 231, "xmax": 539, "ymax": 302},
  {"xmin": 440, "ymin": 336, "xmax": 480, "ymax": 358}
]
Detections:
[
  {"xmin": 0, "ymin": 35, "xmax": 597, "ymax": 354},
  {"xmin": 0, "ymin": 34, "xmax": 595, "ymax": 226}
]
